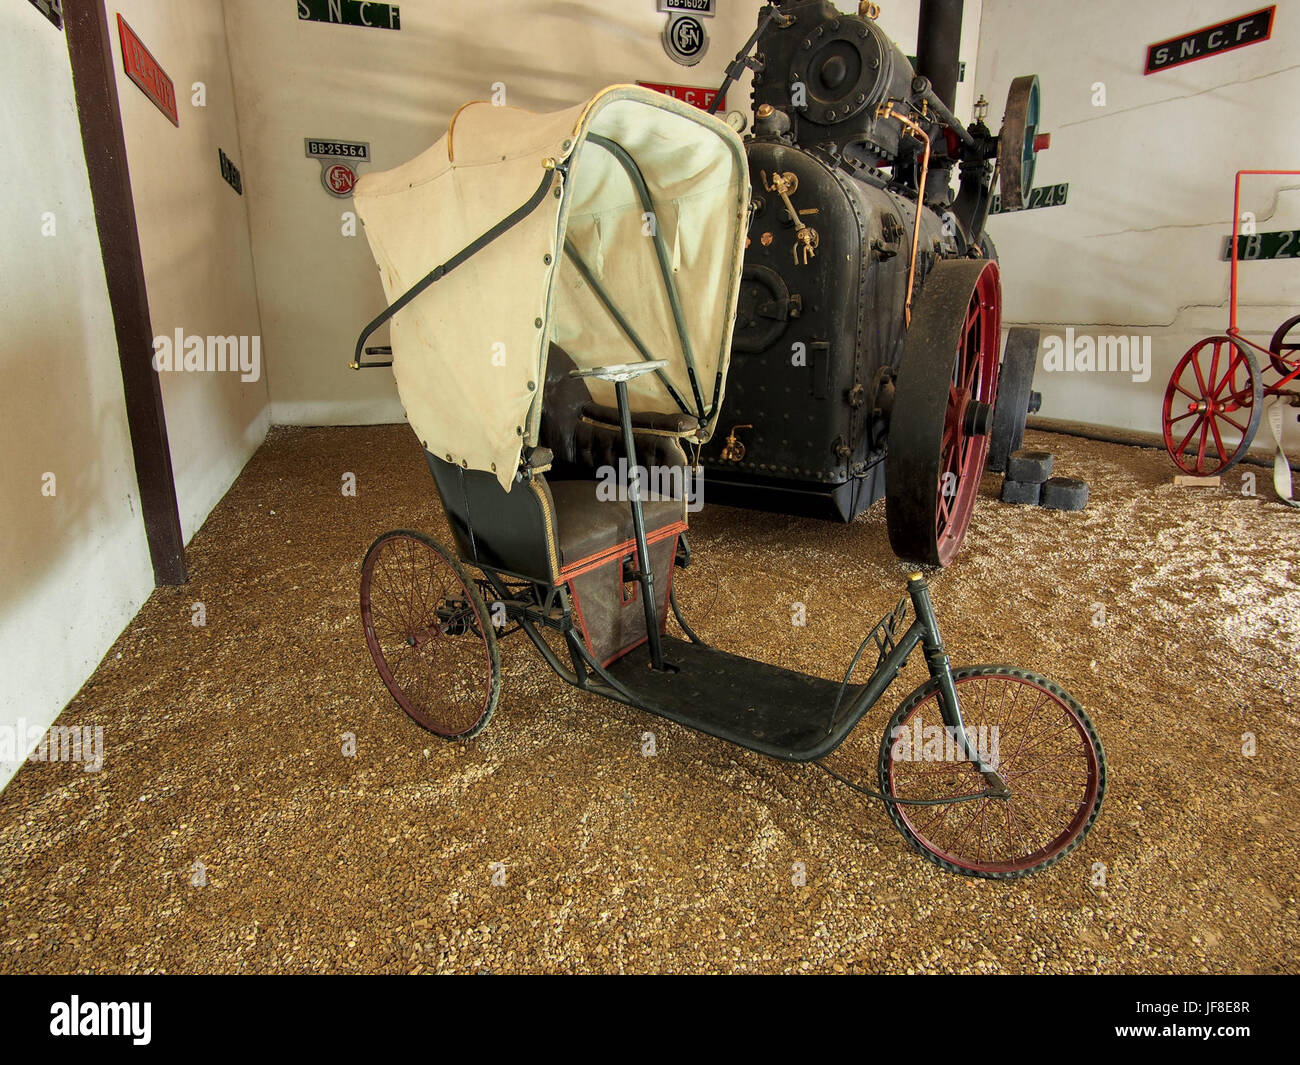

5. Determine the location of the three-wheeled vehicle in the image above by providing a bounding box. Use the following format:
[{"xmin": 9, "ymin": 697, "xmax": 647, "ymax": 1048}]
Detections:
[{"xmin": 350, "ymin": 86, "xmax": 1104, "ymax": 878}]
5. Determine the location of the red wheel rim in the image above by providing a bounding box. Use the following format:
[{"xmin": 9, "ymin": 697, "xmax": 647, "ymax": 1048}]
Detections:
[
  {"xmin": 1162, "ymin": 336, "xmax": 1259, "ymax": 476},
  {"xmin": 887, "ymin": 672, "xmax": 1101, "ymax": 876},
  {"xmin": 936, "ymin": 261, "xmax": 1000, "ymax": 565},
  {"xmin": 360, "ymin": 532, "xmax": 496, "ymax": 737}
]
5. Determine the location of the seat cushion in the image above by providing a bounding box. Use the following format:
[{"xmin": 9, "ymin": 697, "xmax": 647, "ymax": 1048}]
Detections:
[
  {"xmin": 581, "ymin": 402, "xmax": 700, "ymax": 436},
  {"xmin": 548, "ymin": 479, "xmax": 685, "ymax": 571}
]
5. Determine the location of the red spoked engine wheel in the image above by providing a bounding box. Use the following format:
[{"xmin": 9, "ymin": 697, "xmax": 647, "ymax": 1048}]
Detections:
[
  {"xmin": 886, "ymin": 259, "xmax": 1002, "ymax": 567},
  {"xmin": 1268, "ymin": 314, "xmax": 1300, "ymax": 377},
  {"xmin": 1162, "ymin": 336, "xmax": 1262, "ymax": 476}
]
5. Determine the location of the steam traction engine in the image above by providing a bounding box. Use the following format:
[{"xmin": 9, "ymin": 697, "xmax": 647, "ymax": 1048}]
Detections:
[{"xmin": 702, "ymin": 0, "xmax": 1049, "ymax": 565}]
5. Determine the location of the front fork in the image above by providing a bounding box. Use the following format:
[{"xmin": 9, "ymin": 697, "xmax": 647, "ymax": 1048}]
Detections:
[{"xmin": 907, "ymin": 573, "xmax": 1010, "ymax": 796}]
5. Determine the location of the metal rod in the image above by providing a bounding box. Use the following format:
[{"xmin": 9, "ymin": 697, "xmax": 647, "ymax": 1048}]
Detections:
[
  {"xmin": 669, "ymin": 585, "xmax": 707, "ymax": 646},
  {"xmin": 585, "ymin": 134, "xmax": 710, "ymax": 420},
  {"xmin": 616, "ymin": 378, "xmax": 665, "ymax": 670},
  {"xmin": 562, "ymin": 239, "xmax": 693, "ymax": 416},
  {"xmin": 877, "ymin": 104, "xmax": 931, "ymax": 327},
  {"xmin": 906, "ymin": 573, "xmax": 1007, "ymax": 789},
  {"xmin": 912, "ymin": 78, "xmax": 975, "ymax": 148},
  {"xmin": 838, "ymin": 620, "xmax": 926, "ymax": 725},
  {"xmin": 352, "ymin": 165, "xmax": 557, "ymax": 369},
  {"xmin": 705, "ymin": 3, "xmax": 789, "ymax": 117}
]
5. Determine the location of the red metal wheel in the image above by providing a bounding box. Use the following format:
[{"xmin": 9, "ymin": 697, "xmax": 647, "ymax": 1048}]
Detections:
[
  {"xmin": 360, "ymin": 530, "xmax": 500, "ymax": 738},
  {"xmin": 886, "ymin": 259, "xmax": 1002, "ymax": 567},
  {"xmin": 878, "ymin": 666, "xmax": 1105, "ymax": 879},
  {"xmin": 1162, "ymin": 336, "xmax": 1263, "ymax": 476},
  {"xmin": 1268, "ymin": 314, "xmax": 1300, "ymax": 377}
]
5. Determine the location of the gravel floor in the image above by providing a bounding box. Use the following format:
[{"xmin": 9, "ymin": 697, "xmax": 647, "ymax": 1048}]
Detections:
[{"xmin": 1, "ymin": 425, "xmax": 1296, "ymax": 974}]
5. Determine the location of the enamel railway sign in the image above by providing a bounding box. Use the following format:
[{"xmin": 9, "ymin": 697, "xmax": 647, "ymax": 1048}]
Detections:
[
  {"xmin": 989, "ymin": 182, "xmax": 1069, "ymax": 215},
  {"xmin": 1221, "ymin": 229, "xmax": 1300, "ymax": 261},
  {"xmin": 297, "ymin": 0, "xmax": 401, "ymax": 31},
  {"xmin": 656, "ymin": 0, "xmax": 715, "ymax": 14},
  {"xmin": 1144, "ymin": 6, "xmax": 1274, "ymax": 75},
  {"xmin": 637, "ymin": 81, "xmax": 723, "ymax": 112},
  {"xmin": 117, "ymin": 15, "xmax": 178, "ymax": 126},
  {"xmin": 662, "ymin": 15, "xmax": 709, "ymax": 66},
  {"xmin": 305, "ymin": 139, "xmax": 371, "ymax": 198}
]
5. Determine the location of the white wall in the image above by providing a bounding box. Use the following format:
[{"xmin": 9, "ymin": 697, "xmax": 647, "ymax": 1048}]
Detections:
[
  {"xmin": 0, "ymin": 5, "xmax": 154, "ymax": 789},
  {"xmin": 976, "ymin": 0, "xmax": 1300, "ymax": 437},
  {"xmin": 222, "ymin": 0, "xmax": 979, "ymax": 425},
  {"xmin": 112, "ymin": 0, "xmax": 270, "ymax": 540},
  {"xmin": 2, "ymin": 0, "xmax": 271, "ymax": 791}
]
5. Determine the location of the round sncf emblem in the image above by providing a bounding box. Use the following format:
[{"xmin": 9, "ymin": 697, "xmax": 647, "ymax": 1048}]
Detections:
[
  {"xmin": 305, "ymin": 139, "xmax": 370, "ymax": 199},
  {"xmin": 325, "ymin": 162, "xmax": 358, "ymax": 197},
  {"xmin": 663, "ymin": 14, "xmax": 709, "ymax": 67}
]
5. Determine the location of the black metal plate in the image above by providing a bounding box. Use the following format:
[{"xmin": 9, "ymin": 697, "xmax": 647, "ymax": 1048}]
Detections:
[{"xmin": 604, "ymin": 636, "xmax": 865, "ymax": 761}]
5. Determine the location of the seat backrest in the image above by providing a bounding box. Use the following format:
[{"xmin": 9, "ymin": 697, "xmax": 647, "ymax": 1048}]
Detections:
[
  {"xmin": 538, "ymin": 345, "xmax": 594, "ymax": 475},
  {"xmin": 540, "ymin": 344, "xmax": 692, "ymax": 480}
]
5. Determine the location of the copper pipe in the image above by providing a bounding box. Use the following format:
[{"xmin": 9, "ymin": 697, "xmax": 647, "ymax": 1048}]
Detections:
[{"xmin": 877, "ymin": 104, "xmax": 930, "ymax": 327}]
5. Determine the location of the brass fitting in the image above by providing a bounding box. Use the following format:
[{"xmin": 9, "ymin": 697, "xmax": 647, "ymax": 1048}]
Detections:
[{"xmin": 721, "ymin": 425, "xmax": 753, "ymax": 463}]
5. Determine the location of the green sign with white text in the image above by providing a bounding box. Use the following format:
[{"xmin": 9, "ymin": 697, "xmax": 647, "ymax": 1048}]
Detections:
[
  {"xmin": 1221, "ymin": 230, "xmax": 1300, "ymax": 261},
  {"xmin": 297, "ymin": 0, "xmax": 400, "ymax": 31},
  {"xmin": 990, "ymin": 182, "xmax": 1069, "ymax": 215}
]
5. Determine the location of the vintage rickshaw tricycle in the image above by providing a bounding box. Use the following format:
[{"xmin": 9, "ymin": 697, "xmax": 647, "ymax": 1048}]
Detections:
[{"xmin": 349, "ymin": 86, "xmax": 1105, "ymax": 879}]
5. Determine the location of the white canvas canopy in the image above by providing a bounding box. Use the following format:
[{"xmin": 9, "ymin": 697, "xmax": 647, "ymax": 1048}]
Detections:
[{"xmin": 353, "ymin": 85, "xmax": 751, "ymax": 490}]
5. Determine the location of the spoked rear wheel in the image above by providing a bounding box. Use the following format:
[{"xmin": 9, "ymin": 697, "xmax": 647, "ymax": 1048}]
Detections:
[
  {"xmin": 1162, "ymin": 335, "xmax": 1262, "ymax": 475},
  {"xmin": 360, "ymin": 530, "xmax": 500, "ymax": 738},
  {"xmin": 886, "ymin": 259, "xmax": 1002, "ymax": 567},
  {"xmin": 878, "ymin": 665, "xmax": 1105, "ymax": 879},
  {"xmin": 1269, "ymin": 314, "xmax": 1300, "ymax": 376}
]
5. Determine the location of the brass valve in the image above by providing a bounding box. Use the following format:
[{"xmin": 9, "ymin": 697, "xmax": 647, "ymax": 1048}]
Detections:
[
  {"xmin": 721, "ymin": 424, "xmax": 753, "ymax": 463},
  {"xmin": 761, "ymin": 170, "xmax": 819, "ymax": 266},
  {"xmin": 794, "ymin": 227, "xmax": 819, "ymax": 265}
]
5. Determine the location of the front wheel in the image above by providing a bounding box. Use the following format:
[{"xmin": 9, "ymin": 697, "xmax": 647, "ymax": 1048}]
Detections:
[
  {"xmin": 360, "ymin": 530, "xmax": 500, "ymax": 738},
  {"xmin": 878, "ymin": 665, "xmax": 1105, "ymax": 879}
]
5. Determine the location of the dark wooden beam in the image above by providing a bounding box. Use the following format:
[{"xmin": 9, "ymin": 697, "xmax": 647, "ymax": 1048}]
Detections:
[{"xmin": 64, "ymin": 0, "xmax": 186, "ymax": 585}]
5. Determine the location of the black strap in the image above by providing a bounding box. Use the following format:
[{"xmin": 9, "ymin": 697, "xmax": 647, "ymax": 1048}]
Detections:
[{"xmin": 353, "ymin": 166, "xmax": 559, "ymax": 367}]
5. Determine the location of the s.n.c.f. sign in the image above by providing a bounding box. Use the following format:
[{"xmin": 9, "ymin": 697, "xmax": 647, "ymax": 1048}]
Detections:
[
  {"xmin": 117, "ymin": 15, "xmax": 178, "ymax": 126},
  {"xmin": 1144, "ymin": 7, "xmax": 1274, "ymax": 75}
]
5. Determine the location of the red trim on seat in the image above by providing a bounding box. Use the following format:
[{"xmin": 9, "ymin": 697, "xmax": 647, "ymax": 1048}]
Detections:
[{"xmin": 557, "ymin": 520, "xmax": 687, "ymax": 581}]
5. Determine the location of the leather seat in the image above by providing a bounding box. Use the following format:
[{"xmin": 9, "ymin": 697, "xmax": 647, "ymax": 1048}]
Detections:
[{"xmin": 549, "ymin": 480, "xmax": 685, "ymax": 570}]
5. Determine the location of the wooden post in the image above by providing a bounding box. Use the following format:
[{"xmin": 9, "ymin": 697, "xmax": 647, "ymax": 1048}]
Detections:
[{"xmin": 63, "ymin": 0, "xmax": 186, "ymax": 585}]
